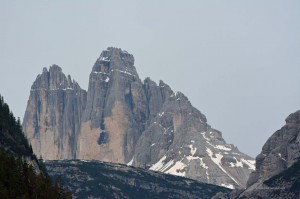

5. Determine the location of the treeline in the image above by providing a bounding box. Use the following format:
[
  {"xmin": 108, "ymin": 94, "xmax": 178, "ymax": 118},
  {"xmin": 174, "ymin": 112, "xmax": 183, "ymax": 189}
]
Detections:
[
  {"xmin": 0, "ymin": 94, "xmax": 72, "ymax": 198},
  {"xmin": 0, "ymin": 95, "xmax": 32, "ymax": 156},
  {"xmin": 0, "ymin": 149, "xmax": 72, "ymax": 198}
]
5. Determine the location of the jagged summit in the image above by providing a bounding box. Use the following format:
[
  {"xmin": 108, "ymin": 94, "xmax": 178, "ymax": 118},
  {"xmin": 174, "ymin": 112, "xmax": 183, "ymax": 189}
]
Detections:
[
  {"xmin": 32, "ymin": 64, "xmax": 81, "ymax": 91},
  {"xmin": 286, "ymin": 110, "xmax": 300, "ymax": 125},
  {"xmin": 215, "ymin": 110, "xmax": 300, "ymax": 198},
  {"xmin": 23, "ymin": 65, "xmax": 87, "ymax": 160},
  {"xmin": 23, "ymin": 47, "xmax": 254, "ymax": 189},
  {"xmin": 93, "ymin": 47, "xmax": 135, "ymax": 73}
]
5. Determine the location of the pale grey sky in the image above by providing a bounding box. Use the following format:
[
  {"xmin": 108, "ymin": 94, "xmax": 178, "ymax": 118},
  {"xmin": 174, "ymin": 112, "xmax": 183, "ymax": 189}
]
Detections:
[{"xmin": 0, "ymin": 1, "xmax": 299, "ymax": 157}]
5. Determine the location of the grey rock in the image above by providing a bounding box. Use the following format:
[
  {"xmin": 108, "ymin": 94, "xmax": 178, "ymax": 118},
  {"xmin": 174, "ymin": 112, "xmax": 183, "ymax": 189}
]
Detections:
[
  {"xmin": 23, "ymin": 47, "xmax": 255, "ymax": 189},
  {"xmin": 77, "ymin": 47, "xmax": 148, "ymax": 163},
  {"xmin": 22, "ymin": 65, "xmax": 87, "ymax": 159},
  {"xmin": 133, "ymin": 90, "xmax": 254, "ymax": 188},
  {"xmin": 235, "ymin": 110, "xmax": 300, "ymax": 198}
]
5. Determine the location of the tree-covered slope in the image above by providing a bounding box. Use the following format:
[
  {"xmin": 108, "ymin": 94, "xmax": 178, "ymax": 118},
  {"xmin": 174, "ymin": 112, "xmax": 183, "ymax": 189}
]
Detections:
[
  {"xmin": 0, "ymin": 94, "xmax": 71, "ymax": 199},
  {"xmin": 45, "ymin": 160, "xmax": 231, "ymax": 199}
]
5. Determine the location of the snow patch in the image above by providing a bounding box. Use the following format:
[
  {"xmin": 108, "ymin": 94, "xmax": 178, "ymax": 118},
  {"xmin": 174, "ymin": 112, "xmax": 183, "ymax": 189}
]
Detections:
[
  {"xmin": 115, "ymin": 69, "xmax": 135, "ymax": 77},
  {"xmin": 278, "ymin": 153, "xmax": 286, "ymax": 161},
  {"xmin": 201, "ymin": 132, "xmax": 210, "ymax": 141},
  {"xmin": 165, "ymin": 160, "xmax": 186, "ymax": 177},
  {"xmin": 93, "ymin": 71, "xmax": 109, "ymax": 75},
  {"xmin": 149, "ymin": 156, "xmax": 166, "ymax": 171},
  {"xmin": 188, "ymin": 144, "xmax": 197, "ymax": 156},
  {"xmin": 229, "ymin": 157, "xmax": 255, "ymax": 170},
  {"xmin": 100, "ymin": 57, "xmax": 110, "ymax": 62},
  {"xmin": 207, "ymin": 147, "xmax": 241, "ymax": 186},
  {"xmin": 158, "ymin": 112, "xmax": 164, "ymax": 117},
  {"xmin": 214, "ymin": 145, "xmax": 232, "ymax": 151},
  {"xmin": 199, "ymin": 158, "xmax": 208, "ymax": 170},
  {"xmin": 233, "ymin": 157, "xmax": 243, "ymax": 167},
  {"xmin": 241, "ymin": 159, "xmax": 256, "ymax": 170},
  {"xmin": 221, "ymin": 183, "xmax": 235, "ymax": 189},
  {"xmin": 186, "ymin": 156, "xmax": 199, "ymax": 161},
  {"xmin": 161, "ymin": 160, "xmax": 175, "ymax": 172},
  {"xmin": 127, "ymin": 156, "xmax": 134, "ymax": 166}
]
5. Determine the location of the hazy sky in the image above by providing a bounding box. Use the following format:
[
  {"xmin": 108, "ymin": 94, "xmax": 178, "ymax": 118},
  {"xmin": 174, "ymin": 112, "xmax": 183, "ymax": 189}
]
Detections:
[{"xmin": 0, "ymin": 1, "xmax": 299, "ymax": 157}]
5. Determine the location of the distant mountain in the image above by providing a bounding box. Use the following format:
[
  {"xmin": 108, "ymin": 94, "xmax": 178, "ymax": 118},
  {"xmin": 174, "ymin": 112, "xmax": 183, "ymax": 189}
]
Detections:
[
  {"xmin": 0, "ymin": 94, "xmax": 71, "ymax": 199},
  {"xmin": 213, "ymin": 110, "xmax": 300, "ymax": 199},
  {"xmin": 23, "ymin": 47, "xmax": 254, "ymax": 188},
  {"xmin": 45, "ymin": 159, "xmax": 230, "ymax": 199}
]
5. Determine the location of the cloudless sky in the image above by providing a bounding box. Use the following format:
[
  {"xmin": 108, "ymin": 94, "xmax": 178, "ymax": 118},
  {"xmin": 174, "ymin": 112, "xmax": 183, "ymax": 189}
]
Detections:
[{"xmin": 0, "ymin": 0, "xmax": 299, "ymax": 157}]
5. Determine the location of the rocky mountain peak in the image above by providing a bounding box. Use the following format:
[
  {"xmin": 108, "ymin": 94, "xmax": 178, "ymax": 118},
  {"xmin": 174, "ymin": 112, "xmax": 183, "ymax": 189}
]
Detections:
[
  {"xmin": 286, "ymin": 110, "xmax": 300, "ymax": 126},
  {"xmin": 23, "ymin": 65, "xmax": 87, "ymax": 160},
  {"xmin": 24, "ymin": 48, "xmax": 254, "ymax": 189},
  {"xmin": 93, "ymin": 47, "xmax": 136, "ymax": 75},
  {"xmin": 218, "ymin": 110, "xmax": 300, "ymax": 198},
  {"xmin": 32, "ymin": 64, "xmax": 78, "ymax": 91},
  {"xmin": 245, "ymin": 110, "xmax": 300, "ymax": 188}
]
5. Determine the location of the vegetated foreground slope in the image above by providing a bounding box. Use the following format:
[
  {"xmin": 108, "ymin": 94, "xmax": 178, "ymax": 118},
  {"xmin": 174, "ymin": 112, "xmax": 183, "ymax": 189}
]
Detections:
[
  {"xmin": 0, "ymin": 94, "xmax": 71, "ymax": 199},
  {"xmin": 45, "ymin": 159, "xmax": 230, "ymax": 199}
]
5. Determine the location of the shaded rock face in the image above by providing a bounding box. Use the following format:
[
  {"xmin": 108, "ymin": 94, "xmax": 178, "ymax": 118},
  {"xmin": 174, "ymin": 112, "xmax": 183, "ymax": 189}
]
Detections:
[
  {"xmin": 233, "ymin": 110, "xmax": 300, "ymax": 198},
  {"xmin": 23, "ymin": 47, "xmax": 254, "ymax": 188},
  {"xmin": 133, "ymin": 90, "xmax": 254, "ymax": 189},
  {"xmin": 22, "ymin": 65, "xmax": 87, "ymax": 159}
]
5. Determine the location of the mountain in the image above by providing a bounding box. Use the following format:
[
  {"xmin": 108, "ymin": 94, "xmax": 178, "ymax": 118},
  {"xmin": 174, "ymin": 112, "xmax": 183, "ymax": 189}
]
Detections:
[
  {"xmin": 238, "ymin": 110, "xmax": 300, "ymax": 198},
  {"xmin": 77, "ymin": 48, "xmax": 146, "ymax": 163},
  {"xmin": 23, "ymin": 65, "xmax": 87, "ymax": 159},
  {"xmin": 45, "ymin": 159, "xmax": 230, "ymax": 199},
  {"xmin": 0, "ymin": 94, "xmax": 71, "ymax": 199},
  {"xmin": 132, "ymin": 88, "xmax": 254, "ymax": 189},
  {"xmin": 213, "ymin": 110, "xmax": 300, "ymax": 199},
  {"xmin": 23, "ymin": 47, "xmax": 254, "ymax": 188}
]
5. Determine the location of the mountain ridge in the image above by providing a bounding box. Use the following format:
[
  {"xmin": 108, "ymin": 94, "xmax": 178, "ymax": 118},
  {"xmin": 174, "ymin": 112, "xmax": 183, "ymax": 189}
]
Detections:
[
  {"xmin": 213, "ymin": 110, "xmax": 300, "ymax": 199},
  {"xmin": 45, "ymin": 159, "xmax": 231, "ymax": 199},
  {"xmin": 23, "ymin": 47, "xmax": 255, "ymax": 188}
]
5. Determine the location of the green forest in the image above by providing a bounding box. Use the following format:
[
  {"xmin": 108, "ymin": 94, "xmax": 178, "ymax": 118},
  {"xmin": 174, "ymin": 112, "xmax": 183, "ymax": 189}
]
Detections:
[{"xmin": 0, "ymin": 94, "xmax": 72, "ymax": 199}]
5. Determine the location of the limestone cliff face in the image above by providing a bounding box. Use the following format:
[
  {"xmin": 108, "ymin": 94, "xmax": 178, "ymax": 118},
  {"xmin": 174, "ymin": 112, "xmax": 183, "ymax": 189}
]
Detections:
[
  {"xmin": 22, "ymin": 65, "xmax": 87, "ymax": 159},
  {"xmin": 132, "ymin": 88, "xmax": 254, "ymax": 189},
  {"xmin": 246, "ymin": 110, "xmax": 300, "ymax": 187},
  {"xmin": 23, "ymin": 47, "xmax": 255, "ymax": 189},
  {"xmin": 236, "ymin": 110, "xmax": 300, "ymax": 198},
  {"xmin": 76, "ymin": 48, "xmax": 148, "ymax": 163}
]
